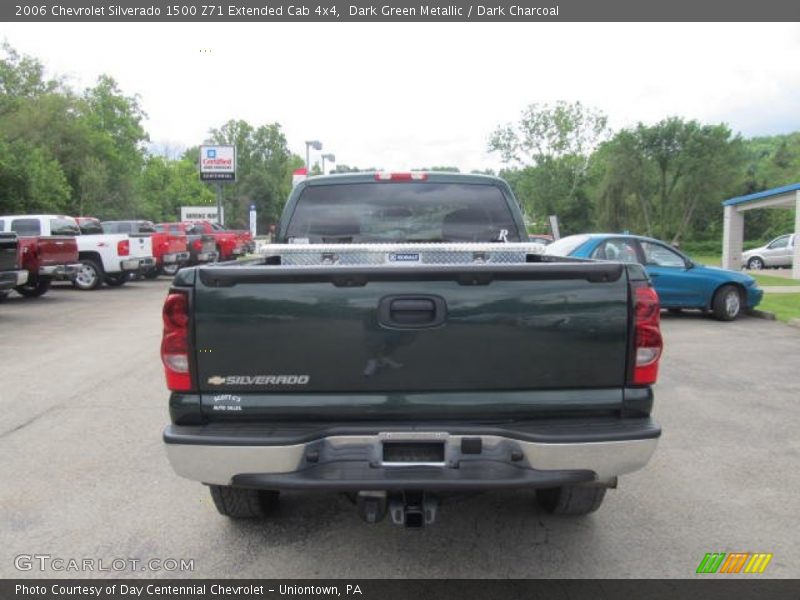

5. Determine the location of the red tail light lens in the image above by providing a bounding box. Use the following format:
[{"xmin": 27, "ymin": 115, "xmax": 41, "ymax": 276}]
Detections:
[
  {"xmin": 117, "ymin": 239, "xmax": 130, "ymax": 256},
  {"xmin": 161, "ymin": 292, "xmax": 192, "ymax": 391},
  {"xmin": 192, "ymin": 239, "xmax": 203, "ymax": 251},
  {"xmin": 632, "ymin": 286, "xmax": 663, "ymax": 385}
]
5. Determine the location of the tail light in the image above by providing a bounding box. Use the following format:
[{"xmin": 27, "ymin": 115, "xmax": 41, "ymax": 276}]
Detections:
[
  {"xmin": 375, "ymin": 172, "xmax": 428, "ymax": 181},
  {"xmin": 161, "ymin": 292, "xmax": 192, "ymax": 391},
  {"xmin": 192, "ymin": 239, "xmax": 203, "ymax": 251},
  {"xmin": 117, "ymin": 239, "xmax": 130, "ymax": 256},
  {"xmin": 632, "ymin": 286, "xmax": 663, "ymax": 385}
]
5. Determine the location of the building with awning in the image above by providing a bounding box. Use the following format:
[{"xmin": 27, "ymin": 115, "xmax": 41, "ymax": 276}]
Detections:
[{"xmin": 721, "ymin": 183, "xmax": 800, "ymax": 279}]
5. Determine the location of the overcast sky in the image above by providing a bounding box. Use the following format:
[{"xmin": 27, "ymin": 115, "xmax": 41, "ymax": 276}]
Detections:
[{"xmin": 4, "ymin": 23, "xmax": 800, "ymax": 171}]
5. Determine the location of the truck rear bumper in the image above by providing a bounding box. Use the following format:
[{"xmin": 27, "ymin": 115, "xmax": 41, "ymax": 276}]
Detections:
[
  {"xmin": 39, "ymin": 263, "xmax": 81, "ymax": 280},
  {"xmin": 163, "ymin": 418, "xmax": 660, "ymax": 489},
  {"xmin": 196, "ymin": 251, "xmax": 219, "ymax": 263},
  {"xmin": 0, "ymin": 269, "xmax": 28, "ymax": 289},
  {"xmin": 120, "ymin": 257, "xmax": 156, "ymax": 271},
  {"xmin": 163, "ymin": 252, "xmax": 190, "ymax": 264}
]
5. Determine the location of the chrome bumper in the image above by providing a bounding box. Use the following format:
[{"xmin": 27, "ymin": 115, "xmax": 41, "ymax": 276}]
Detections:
[
  {"xmin": 163, "ymin": 252, "xmax": 190, "ymax": 264},
  {"xmin": 0, "ymin": 269, "xmax": 28, "ymax": 289},
  {"xmin": 164, "ymin": 430, "xmax": 659, "ymax": 487},
  {"xmin": 120, "ymin": 256, "xmax": 156, "ymax": 271},
  {"xmin": 196, "ymin": 251, "xmax": 219, "ymax": 263},
  {"xmin": 39, "ymin": 263, "xmax": 81, "ymax": 280}
]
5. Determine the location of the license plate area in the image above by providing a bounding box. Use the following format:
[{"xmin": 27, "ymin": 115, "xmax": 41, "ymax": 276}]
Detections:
[{"xmin": 382, "ymin": 442, "xmax": 445, "ymax": 466}]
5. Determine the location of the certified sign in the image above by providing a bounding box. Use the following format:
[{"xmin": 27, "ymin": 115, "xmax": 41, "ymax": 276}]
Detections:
[{"xmin": 200, "ymin": 145, "xmax": 236, "ymax": 181}]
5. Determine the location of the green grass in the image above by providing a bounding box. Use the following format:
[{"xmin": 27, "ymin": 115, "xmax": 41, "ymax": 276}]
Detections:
[
  {"xmin": 749, "ymin": 273, "xmax": 800, "ymax": 287},
  {"xmin": 758, "ymin": 293, "xmax": 800, "ymax": 323},
  {"xmin": 689, "ymin": 254, "xmax": 721, "ymax": 267}
]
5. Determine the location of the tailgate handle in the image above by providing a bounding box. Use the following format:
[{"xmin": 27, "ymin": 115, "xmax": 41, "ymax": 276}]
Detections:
[{"xmin": 379, "ymin": 295, "xmax": 446, "ymax": 328}]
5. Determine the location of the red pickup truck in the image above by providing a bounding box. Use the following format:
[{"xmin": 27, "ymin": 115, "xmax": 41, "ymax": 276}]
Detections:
[
  {"xmin": 182, "ymin": 220, "xmax": 246, "ymax": 261},
  {"xmin": 102, "ymin": 220, "xmax": 190, "ymax": 277},
  {"xmin": 0, "ymin": 215, "xmax": 81, "ymax": 297},
  {"xmin": 0, "ymin": 233, "xmax": 28, "ymax": 300}
]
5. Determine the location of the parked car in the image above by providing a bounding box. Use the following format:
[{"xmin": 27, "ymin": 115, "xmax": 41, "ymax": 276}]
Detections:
[
  {"xmin": 545, "ymin": 233, "xmax": 763, "ymax": 321},
  {"xmin": 163, "ymin": 172, "xmax": 663, "ymax": 524},
  {"xmin": 0, "ymin": 215, "xmax": 81, "ymax": 297},
  {"xmin": 154, "ymin": 223, "xmax": 218, "ymax": 266},
  {"xmin": 0, "ymin": 232, "xmax": 29, "ymax": 300},
  {"xmin": 742, "ymin": 234, "xmax": 796, "ymax": 270},
  {"xmin": 102, "ymin": 220, "xmax": 189, "ymax": 277},
  {"xmin": 183, "ymin": 220, "xmax": 246, "ymax": 260},
  {"xmin": 69, "ymin": 216, "xmax": 156, "ymax": 289}
]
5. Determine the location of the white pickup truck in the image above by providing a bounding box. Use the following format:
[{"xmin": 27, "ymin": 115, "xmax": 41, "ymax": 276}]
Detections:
[
  {"xmin": 3, "ymin": 215, "xmax": 156, "ymax": 290},
  {"xmin": 72, "ymin": 217, "xmax": 155, "ymax": 288}
]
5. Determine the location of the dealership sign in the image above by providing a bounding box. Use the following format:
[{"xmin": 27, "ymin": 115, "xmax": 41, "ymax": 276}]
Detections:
[
  {"xmin": 200, "ymin": 145, "xmax": 236, "ymax": 181},
  {"xmin": 181, "ymin": 206, "xmax": 223, "ymax": 223}
]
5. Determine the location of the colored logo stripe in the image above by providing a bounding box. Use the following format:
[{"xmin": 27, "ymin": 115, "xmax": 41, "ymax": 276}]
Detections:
[
  {"xmin": 744, "ymin": 554, "xmax": 773, "ymax": 574},
  {"xmin": 696, "ymin": 552, "xmax": 773, "ymax": 574},
  {"xmin": 697, "ymin": 553, "xmax": 726, "ymax": 574}
]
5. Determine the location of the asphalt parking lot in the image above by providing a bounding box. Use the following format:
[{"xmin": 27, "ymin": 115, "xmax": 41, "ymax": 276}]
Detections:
[{"xmin": 1, "ymin": 281, "xmax": 798, "ymax": 579}]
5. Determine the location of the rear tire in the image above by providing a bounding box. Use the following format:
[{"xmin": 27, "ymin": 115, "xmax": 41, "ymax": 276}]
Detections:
[
  {"xmin": 711, "ymin": 284, "xmax": 742, "ymax": 321},
  {"xmin": 143, "ymin": 268, "xmax": 160, "ymax": 280},
  {"xmin": 0, "ymin": 290, "xmax": 11, "ymax": 301},
  {"xmin": 104, "ymin": 273, "xmax": 128, "ymax": 287},
  {"xmin": 161, "ymin": 263, "xmax": 181, "ymax": 276},
  {"xmin": 15, "ymin": 278, "xmax": 51, "ymax": 298},
  {"xmin": 536, "ymin": 485, "xmax": 606, "ymax": 515},
  {"xmin": 208, "ymin": 485, "xmax": 279, "ymax": 519},
  {"xmin": 746, "ymin": 257, "xmax": 764, "ymax": 270},
  {"xmin": 73, "ymin": 259, "xmax": 103, "ymax": 290}
]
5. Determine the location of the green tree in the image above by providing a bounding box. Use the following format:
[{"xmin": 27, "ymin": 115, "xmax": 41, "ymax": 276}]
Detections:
[
  {"xmin": 489, "ymin": 101, "xmax": 609, "ymax": 230},
  {"xmin": 592, "ymin": 118, "xmax": 746, "ymax": 243}
]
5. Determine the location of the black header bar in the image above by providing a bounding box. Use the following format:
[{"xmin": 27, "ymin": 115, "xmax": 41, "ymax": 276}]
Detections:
[{"xmin": 4, "ymin": 0, "xmax": 800, "ymax": 21}]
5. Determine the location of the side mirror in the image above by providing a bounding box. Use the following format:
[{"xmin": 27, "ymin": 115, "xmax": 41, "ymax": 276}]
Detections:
[{"xmin": 684, "ymin": 260, "xmax": 694, "ymax": 269}]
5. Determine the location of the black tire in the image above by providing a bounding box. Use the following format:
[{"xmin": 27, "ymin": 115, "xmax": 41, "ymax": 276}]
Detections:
[
  {"xmin": 15, "ymin": 278, "xmax": 51, "ymax": 298},
  {"xmin": 0, "ymin": 290, "xmax": 11, "ymax": 301},
  {"xmin": 73, "ymin": 259, "xmax": 103, "ymax": 290},
  {"xmin": 161, "ymin": 263, "xmax": 181, "ymax": 276},
  {"xmin": 104, "ymin": 273, "xmax": 128, "ymax": 287},
  {"xmin": 711, "ymin": 284, "xmax": 742, "ymax": 321},
  {"xmin": 536, "ymin": 485, "xmax": 607, "ymax": 515},
  {"xmin": 143, "ymin": 268, "xmax": 160, "ymax": 280},
  {"xmin": 746, "ymin": 257, "xmax": 764, "ymax": 270},
  {"xmin": 208, "ymin": 485, "xmax": 279, "ymax": 519}
]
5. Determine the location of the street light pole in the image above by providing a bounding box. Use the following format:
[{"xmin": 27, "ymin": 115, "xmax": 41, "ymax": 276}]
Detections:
[
  {"xmin": 305, "ymin": 140, "xmax": 322, "ymax": 174},
  {"xmin": 321, "ymin": 153, "xmax": 335, "ymax": 174}
]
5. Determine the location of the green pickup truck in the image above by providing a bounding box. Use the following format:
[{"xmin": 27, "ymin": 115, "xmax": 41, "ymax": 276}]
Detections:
[{"xmin": 162, "ymin": 172, "xmax": 663, "ymax": 527}]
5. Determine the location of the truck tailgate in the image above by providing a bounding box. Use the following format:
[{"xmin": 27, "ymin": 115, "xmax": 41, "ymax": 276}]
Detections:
[
  {"xmin": 0, "ymin": 233, "xmax": 19, "ymax": 271},
  {"xmin": 128, "ymin": 233, "xmax": 153, "ymax": 258},
  {"xmin": 25, "ymin": 236, "xmax": 78, "ymax": 266},
  {"xmin": 191, "ymin": 262, "xmax": 630, "ymax": 396}
]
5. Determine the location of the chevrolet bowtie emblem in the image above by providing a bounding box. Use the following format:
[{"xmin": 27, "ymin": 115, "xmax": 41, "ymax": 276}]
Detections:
[{"xmin": 207, "ymin": 376, "xmax": 225, "ymax": 385}]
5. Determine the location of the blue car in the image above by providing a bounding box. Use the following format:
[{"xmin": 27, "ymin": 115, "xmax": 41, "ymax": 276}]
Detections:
[{"xmin": 545, "ymin": 234, "xmax": 764, "ymax": 321}]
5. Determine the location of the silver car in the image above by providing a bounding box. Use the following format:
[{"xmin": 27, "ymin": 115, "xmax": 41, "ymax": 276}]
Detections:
[{"xmin": 742, "ymin": 234, "xmax": 796, "ymax": 270}]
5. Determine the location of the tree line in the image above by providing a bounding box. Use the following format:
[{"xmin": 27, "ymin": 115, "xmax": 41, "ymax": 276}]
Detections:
[
  {"xmin": 1, "ymin": 45, "xmax": 797, "ymax": 241},
  {"xmin": 0, "ymin": 43, "xmax": 301, "ymax": 231},
  {"xmin": 490, "ymin": 101, "xmax": 797, "ymax": 245}
]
